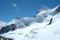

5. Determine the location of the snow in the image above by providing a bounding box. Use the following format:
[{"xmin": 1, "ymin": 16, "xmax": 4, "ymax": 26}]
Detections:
[
  {"xmin": 1, "ymin": 19, "xmax": 60, "ymax": 40},
  {"xmin": 0, "ymin": 5, "xmax": 60, "ymax": 40},
  {"xmin": 0, "ymin": 21, "xmax": 7, "ymax": 30},
  {"xmin": 8, "ymin": 18, "xmax": 20, "ymax": 25},
  {"xmin": 0, "ymin": 21, "xmax": 7, "ymax": 26}
]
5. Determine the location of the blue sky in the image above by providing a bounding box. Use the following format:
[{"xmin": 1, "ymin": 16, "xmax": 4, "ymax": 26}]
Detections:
[{"xmin": 0, "ymin": 0, "xmax": 60, "ymax": 22}]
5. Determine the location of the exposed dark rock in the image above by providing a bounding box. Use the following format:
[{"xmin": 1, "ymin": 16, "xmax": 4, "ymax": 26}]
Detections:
[
  {"xmin": 0, "ymin": 36, "xmax": 13, "ymax": 40},
  {"xmin": 0, "ymin": 24, "xmax": 16, "ymax": 34},
  {"xmin": 48, "ymin": 18, "xmax": 53, "ymax": 25},
  {"xmin": 55, "ymin": 5, "xmax": 60, "ymax": 13}
]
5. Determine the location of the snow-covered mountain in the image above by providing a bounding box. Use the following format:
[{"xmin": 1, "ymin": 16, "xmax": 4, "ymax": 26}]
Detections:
[
  {"xmin": 0, "ymin": 21, "xmax": 7, "ymax": 26},
  {"xmin": 0, "ymin": 5, "xmax": 60, "ymax": 40}
]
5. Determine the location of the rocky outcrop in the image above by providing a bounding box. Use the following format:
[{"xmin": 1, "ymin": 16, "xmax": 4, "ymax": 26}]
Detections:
[
  {"xmin": 0, "ymin": 24, "xmax": 16, "ymax": 34},
  {"xmin": 0, "ymin": 36, "xmax": 13, "ymax": 40}
]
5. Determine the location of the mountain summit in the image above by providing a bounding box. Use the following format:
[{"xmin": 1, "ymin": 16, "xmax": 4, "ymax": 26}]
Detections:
[
  {"xmin": 0, "ymin": 5, "xmax": 60, "ymax": 40},
  {"xmin": 39, "ymin": 5, "xmax": 49, "ymax": 11}
]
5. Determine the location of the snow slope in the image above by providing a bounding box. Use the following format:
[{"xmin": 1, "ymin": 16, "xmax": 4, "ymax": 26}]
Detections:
[
  {"xmin": 0, "ymin": 21, "xmax": 7, "ymax": 26},
  {"xmin": 0, "ymin": 5, "xmax": 60, "ymax": 40}
]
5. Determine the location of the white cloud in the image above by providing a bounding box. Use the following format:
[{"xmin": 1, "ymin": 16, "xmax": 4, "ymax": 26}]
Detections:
[{"xmin": 12, "ymin": 3, "xmax": 18, "ymax": 8}]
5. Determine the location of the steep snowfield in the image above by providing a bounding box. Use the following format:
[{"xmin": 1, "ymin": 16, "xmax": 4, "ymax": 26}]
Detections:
[
  {"xmin": 1, "ymin": 18, "xmax": 60, "ymax": 40},
  {"xmin": 0, "ymin": 5, "xmax": 60, "ymax": 40}
]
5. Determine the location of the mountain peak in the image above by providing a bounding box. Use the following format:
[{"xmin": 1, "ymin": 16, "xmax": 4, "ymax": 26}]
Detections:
[
  {"xmin": 39, "ymin": 5, "xmax": 49, "ymax": 11},
  {"xmin": 55, "ymin": 4, "xmax": 60, "ymax": 13},
  {"xmin": 8, "ymin": 17, "xmax": 20, "ymax": 25},
  {"xmin": 15, "ymin": 17, "xmax": 20, "ymax": 20},
  {"xmin": 34, "ymin": 5, "xmax": 49, "ymax": 17}
]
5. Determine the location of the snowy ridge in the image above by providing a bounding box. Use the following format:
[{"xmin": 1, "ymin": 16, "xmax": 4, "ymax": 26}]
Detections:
[
  {"xmin": 0, "ymin": 21, "xmax": 7, "ymax": 26},
  {"xmin": 0, "ymin": 21, "xmax": 7, "ymax": 30},
  {"xmin": 0, "ymin": 5, "xmax": 60, "ymax": 40}
]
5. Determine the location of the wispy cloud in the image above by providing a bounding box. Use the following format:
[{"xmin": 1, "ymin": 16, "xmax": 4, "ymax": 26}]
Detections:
[
  {"xmin": 12, "ymin": 2, "xmax": 20, "ymax": 12},
  {"xmin": 12, "ymin": 3, "xmax": 18, "ymax": 8}
]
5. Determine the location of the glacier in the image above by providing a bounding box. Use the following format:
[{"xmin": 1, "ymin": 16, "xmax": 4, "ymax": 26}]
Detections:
[{"xmin": 0, "ymin": 5, "xmax": 60, "ymax": 40}]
